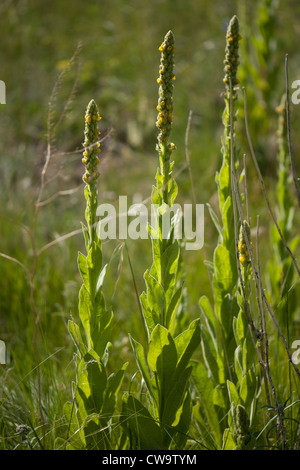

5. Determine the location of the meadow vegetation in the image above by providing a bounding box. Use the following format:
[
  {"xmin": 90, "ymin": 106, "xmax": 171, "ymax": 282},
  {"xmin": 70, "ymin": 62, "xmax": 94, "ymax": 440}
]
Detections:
[{"xmin": 0, "ymin": 0, "xmax": 299, "ymax": 450}]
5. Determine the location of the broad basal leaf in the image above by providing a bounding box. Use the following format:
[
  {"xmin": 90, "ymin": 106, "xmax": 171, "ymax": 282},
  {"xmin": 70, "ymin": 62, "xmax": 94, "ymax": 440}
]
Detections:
[
  {"xmin": 148, "ymin": 324, "xmax": 177, "ymax": 394},
  {"xmin": 78, "ymin": 285, "xmax": 93, "ymax": 349},
  {"xmin": 129, "ymin": 335, "xmax": 156, "ymax": 404},
  {"xmin": 213, "ymin": 244, "xmax": 237, "ymax": 295},
  {"xmin": 121, "ymin": 394, "xmax": 165, "ymax": 450}
]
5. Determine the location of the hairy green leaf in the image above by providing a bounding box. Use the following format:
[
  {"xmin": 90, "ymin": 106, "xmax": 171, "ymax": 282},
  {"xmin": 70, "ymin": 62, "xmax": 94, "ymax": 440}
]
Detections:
[
  {"xmin": 213, "ymin": 244, "xmax": 237, "ymax": 295},
  {"xmin": 121, "ymin": 394, "xmax": 165, "ymax": 450},
  {"xmin": 68, "ymin": 319, "xmax": 88, "ymax": 356},
  {"xmin": 174, "ymin": 319, "xmax": 200, "ymax": 375},
  {"xmin": 76, "ymin": 350, "xmax": 107, "ymax": 417},
  {"xmin": 148, "ymin": 324, "xmax": 177, "ymax": 376},
  {"xmin": 161, "ymin": 366, "xmax": 192, "ymax": 428},
  {"xmin": 129, "ymin": 335, "xmax": 155, "ymax": 403},
  {"xmin": 78, "ymin": 285, "xmax": 93, "ymax": 349},
  {"xmin": 77, "ymin": 251, "xmax": 89, "ymax": 290},
  {"xmin": 227, "ymin": 380, "xmax": 239, "ymax": 407},
  {"xmin": 102, "ymin": 363, "xmax": 128, "ymax": 417},
  {"xmin": 165, "ymin": 285, "xmax": 183, "ymax": 334}
]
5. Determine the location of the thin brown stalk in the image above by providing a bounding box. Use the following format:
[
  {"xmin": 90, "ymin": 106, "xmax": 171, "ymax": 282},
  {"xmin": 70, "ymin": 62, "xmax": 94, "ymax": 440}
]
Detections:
[
  {"xmin": 232, "ymin": 86, "xmax": 289, "ymax": 448},
  {"xmin": 233, "ymin": 159, "xmax": 300, "ymax": 379},
  {"xmin": 256, "ymin": 217, "xmax": 286, "ymax": 449},
  {"xmin": 36, "ymin": 185, "xmax": 81, "ymax": 208},
  {"xmin": 37, "ymin": 227, "xmax": 84, "ymax": 256},
  {"xmin": 243, "ymin": 154, "xmax": 250, "ymax": 225},
  {"xmin": 255, "ymin": 216, "xmax": 271, "ymax": 407},
  {"xmin": 232, "ymin": 125, "xmax": 300, "ymax": 379},
  {"xmin": 0, "ymin": 253, "xmax": 30, "ymax": 277},
  {"xmin": 230, "ymin": 86, "xmax": 300, "ymax": 381},
  {"xmin": 229, "ymin": 79, "xmax": 261, "ymax": 344},
  {"xmin": 243, "ymin": 87, "xmax": 300, "ymax": 276}
]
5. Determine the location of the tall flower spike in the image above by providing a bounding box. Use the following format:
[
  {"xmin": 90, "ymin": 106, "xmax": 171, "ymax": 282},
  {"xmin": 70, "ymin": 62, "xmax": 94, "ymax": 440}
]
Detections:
[
  {"xmin": 82, "ymin": 99, "xmax": 102, "ymax": 250},
  {"xmin": 217, "ymin": 15, "xmax": 242, "ymax": 210},
  {"xmin": 223, "ymin": 15, "xmax": 242, "ymax": 97},
  {"xmin": 156, "ymin": 30, "xmax": 176, "ymax": 161},
  {"xmin": 233, "ymin": 404, "xmax": 251, "ymax": 449},
  {"xmin": 82, "ymin": 99, "xmax": 102, "ymax": 185}
]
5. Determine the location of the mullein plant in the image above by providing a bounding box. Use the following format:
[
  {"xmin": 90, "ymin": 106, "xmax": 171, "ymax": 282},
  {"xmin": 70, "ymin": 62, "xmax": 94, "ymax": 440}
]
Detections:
[
  {"xmin": 238, "ymin": 0, "xmax": 279, "ymax": 109},
  {"xmin": 224, "ymin": 221, "xmax": 258, "ymax": 449},
  {"xmin": 194, "ymin": 16, "xmax": 257, "ymax": 449},
  {"xmin": 120, "ymin": 31, "xmax": 200, "ymax": 451},
  {"xmin": 212, "ymin": 14, "xmax": 241, "ymax": 354},
  {"xmin": 267, "ymin": 95, "xmax": 298, "ymax": 379},
  {"xmin": 196, "ymin": 12, "xmax": 241, "ymax": 414},
  {"xmin": 237, "ymin": 0, "xmax": 280, "ymax": 172},
  {"xmin": 59, "ymin": 100, "xmax": 127, "ymax": 450}
]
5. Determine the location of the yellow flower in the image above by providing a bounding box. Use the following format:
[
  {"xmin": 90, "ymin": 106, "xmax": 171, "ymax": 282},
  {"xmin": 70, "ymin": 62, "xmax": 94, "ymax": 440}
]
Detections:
[
  {"xmin": 238, "ymin": 220, "xmax": 251, "ymax": 267},
  {"xmin": 239, "ymin": 255, "xmax": 246, "ymax": 264}
]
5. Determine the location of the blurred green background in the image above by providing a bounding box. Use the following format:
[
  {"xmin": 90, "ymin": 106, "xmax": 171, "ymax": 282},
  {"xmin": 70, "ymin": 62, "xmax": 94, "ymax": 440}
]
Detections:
[{"xmin": 0, "ymin": 0, "xmax": 299, "ymax": 445}]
